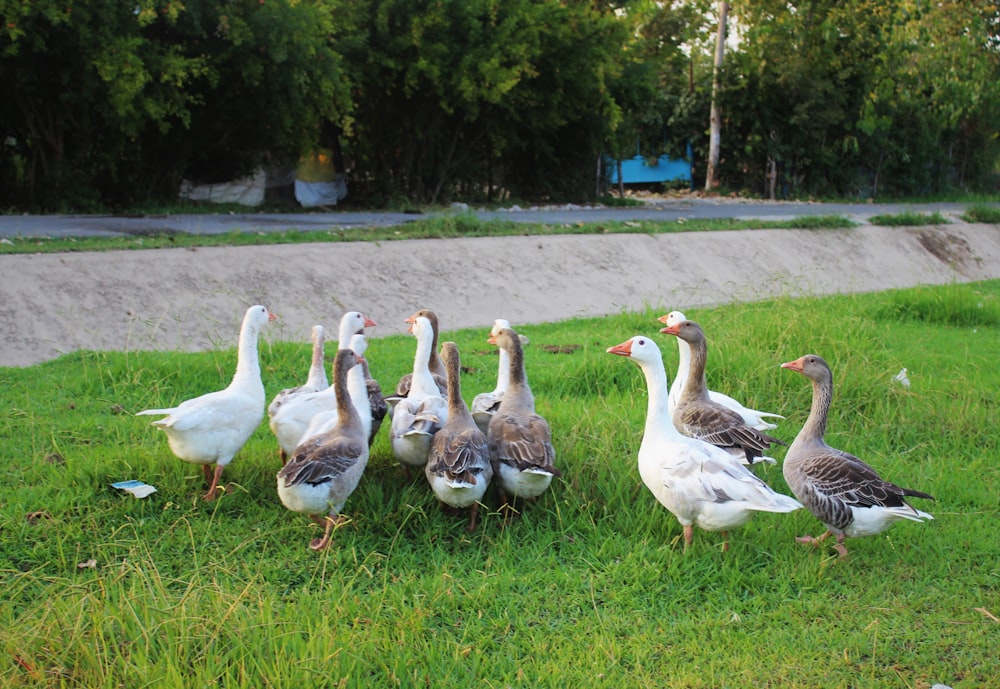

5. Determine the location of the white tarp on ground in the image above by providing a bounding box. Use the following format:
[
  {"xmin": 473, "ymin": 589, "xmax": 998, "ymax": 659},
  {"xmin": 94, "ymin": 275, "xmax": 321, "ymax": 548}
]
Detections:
[
  {"xmin": 295, "ymin": 174, "xmax": 347, "ymax": 207},
  {"xmin": 294, "ymin": 150, "xmax": 347, "ymax": 207},
  {"xmin": 179, "ymin": 169, "xmax": 267, "ymax": 207},
  {"xmin": 178, "ymin": 156, "xmax": 348, "ymax": 208}
]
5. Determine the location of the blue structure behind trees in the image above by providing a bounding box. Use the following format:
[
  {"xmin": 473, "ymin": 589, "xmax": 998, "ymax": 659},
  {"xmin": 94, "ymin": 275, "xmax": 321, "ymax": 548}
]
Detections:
[{"xmin": 607, "ymin": 144, "xmax": 693, "ymax": 187}]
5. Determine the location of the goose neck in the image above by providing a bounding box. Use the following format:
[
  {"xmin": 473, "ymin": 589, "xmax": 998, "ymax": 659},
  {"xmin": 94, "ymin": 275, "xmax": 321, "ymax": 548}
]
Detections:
[
  {"xmin": 233, "ymin": 321, "xmax": 262, "ymax": 384},
  {"xmin": 679, "ymin": 337, "xmax": 709, "ymax": 403},
  {"xmin": 800, "ymin": 376, "xmax": 833, "ymax": 443},
  {"xmin": 640, "ymin": 358, "xmax": 681, "ymax": 440}
]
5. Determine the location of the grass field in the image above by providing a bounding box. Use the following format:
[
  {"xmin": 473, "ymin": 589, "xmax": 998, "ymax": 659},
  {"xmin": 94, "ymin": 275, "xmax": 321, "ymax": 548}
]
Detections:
[{"xmin": 1, "ymin": 282, "xmax": 998, "ymax": 688}]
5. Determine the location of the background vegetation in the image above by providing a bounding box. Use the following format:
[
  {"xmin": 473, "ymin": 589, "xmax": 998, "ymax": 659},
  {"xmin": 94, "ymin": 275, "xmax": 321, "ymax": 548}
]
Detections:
[
  {"xmin": 2, "ymin": 282, "xmax": 998, "ymax": 687},
  {"xmin": 2, "ymin": 0, "xmax": 999, "ymax": 211}
]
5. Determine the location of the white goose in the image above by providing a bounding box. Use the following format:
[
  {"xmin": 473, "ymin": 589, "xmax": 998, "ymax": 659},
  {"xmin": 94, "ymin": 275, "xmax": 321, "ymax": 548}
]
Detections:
[
  {"xmin": 487, "ymin": 327, "xmax": 559, "ymax": 509},
  {"xmin": 391, "ymin": 308, "xmax": 448, "ymax": 402},
  {"xmin": 658, "ymin": 310, "xmax": 784, "ymax": 431},
  {"xmin": 390, "ymin": 315, "xmax": 449, "ymax": 473},
  {"xmin": 607, "ymin": 335, "xmax": 802, "ymax": 551},
  {"xmin": 472, "ymin": 318, "xmax": 514, "ymax": 435},
  {"xmin": 301, "ymin": 333, "xmax": 372, "ymax": 446},
  {"xmin": 137, "ymin": 304, "xmax": 275, "ymax": 501},
  {"xmin": 268, "ymin": 324, "xmax": 328, "ymax": 419},
  {"xmin": 426, "ymin": 342, "xmax": 494, "ymax": 530},
  {"xmin": 781, "ymin": 354, "xmax": 934, "ymax": 558},
  {"xmin": 269, "ymin": 311, "xmax": 376, "ymax": 463},
  {"xmin": 277, "ymin": 348, "xmax": 369, "ymax": 551}
]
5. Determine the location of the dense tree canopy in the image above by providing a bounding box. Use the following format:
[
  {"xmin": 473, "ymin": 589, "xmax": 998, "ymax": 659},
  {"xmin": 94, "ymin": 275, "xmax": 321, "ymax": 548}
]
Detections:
[{"xmin": 1, "ymin": 0, "xmax": 997, "ymax": 210}]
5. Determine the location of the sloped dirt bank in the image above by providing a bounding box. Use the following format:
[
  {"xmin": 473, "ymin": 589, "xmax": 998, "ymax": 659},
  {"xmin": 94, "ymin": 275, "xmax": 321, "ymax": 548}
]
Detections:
[{"xmin": 2, "ymin": 224, "xmax": 999, "ymax": 367}]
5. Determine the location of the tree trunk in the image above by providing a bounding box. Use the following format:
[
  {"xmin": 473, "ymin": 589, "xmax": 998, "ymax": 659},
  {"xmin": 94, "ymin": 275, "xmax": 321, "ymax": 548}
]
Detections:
[{"xmin": 705, "ymin": 1, "xmax": 729, "ymax": 192}]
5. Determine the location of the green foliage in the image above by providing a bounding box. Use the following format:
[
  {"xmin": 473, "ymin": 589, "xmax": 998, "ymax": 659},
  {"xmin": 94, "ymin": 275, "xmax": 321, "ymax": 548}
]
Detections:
[
  {"xmin": 722, "ymin": 0, "xmax": 1000, "ymax": 198},
  {"xmin": 963, "ymin": 203, "xmax": 1000, "ymax": 224},
  {"xmin": 2, "ymin": 284, "xmax": 999, "ymax": 686},
  {"xmin": 868, "ymin": 211, "xmax": 950, "ymax": 226},
  {"xmin": 866, "ymin": 283, "xmax": 1000, "ymax": 327},
  {"xmin": 0, "ymin": 214, "xmax": 863, "ymax": 255},
  {"xmin": 2, "ymin": 0, "xmax": 999, "ymax": 209},
  {"xmin": 0, "ymin": 0, "xmax": 354, "ymax": 208}
]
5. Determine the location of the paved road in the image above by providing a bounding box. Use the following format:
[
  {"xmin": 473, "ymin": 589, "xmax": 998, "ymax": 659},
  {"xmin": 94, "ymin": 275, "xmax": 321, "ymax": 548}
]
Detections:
[{"xmin": 1, "ymin": 199, "xmax": 995, "ymax": 239}]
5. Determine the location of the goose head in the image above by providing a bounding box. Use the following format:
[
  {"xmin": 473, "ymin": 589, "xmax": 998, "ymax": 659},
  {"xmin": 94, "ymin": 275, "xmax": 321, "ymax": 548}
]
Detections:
[
  {"xmin": 656, "ymin": 310, "xmax": 687, "ymax": 328},
  {"xmin": 606, "ymin": 335, "xmax": 662, "ymax": 365},
  {"xmin": 781, "ymin": 354, "xmax": 831, "ymax": 383}
]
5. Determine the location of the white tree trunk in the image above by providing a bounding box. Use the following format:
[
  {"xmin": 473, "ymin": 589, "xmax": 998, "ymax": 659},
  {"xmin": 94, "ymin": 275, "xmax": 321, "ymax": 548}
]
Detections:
[{"xmin": 705, "ymin": 1, "xmax": 729, "ymax": 192}]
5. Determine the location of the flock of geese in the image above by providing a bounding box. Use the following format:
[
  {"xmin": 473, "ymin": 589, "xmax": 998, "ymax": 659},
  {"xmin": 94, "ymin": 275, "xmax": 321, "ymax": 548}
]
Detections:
[{"xmin": 137, "ymin": 304, "xmax": 934, "ymax": 556}]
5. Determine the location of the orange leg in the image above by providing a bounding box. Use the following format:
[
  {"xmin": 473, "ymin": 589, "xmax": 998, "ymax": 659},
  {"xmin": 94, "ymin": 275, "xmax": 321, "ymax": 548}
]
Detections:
[
  {"xmin": 682, "ymin": 524, "xmax": 694, "ymax": 551},
  {"xmin": 796, "ymin": 531, "xmax": 831, "ymax": 547},
  {"xmin": 832, "ymin": 533, "xmax": 849, "ymax": 559},
  {"xmin": 202, "ymin": 464, "xmax": 224, "ymax": 501},
  {"xmin": 797, "ymin": 530, "xmax": 848, "ymax": 557},
  {"xmin": 309, "ymin": 514, "xmax": 346, "ymax": 551},
  {"xmin": 466, "ymin": 503, "xmax": 480, "ymax": 532}
]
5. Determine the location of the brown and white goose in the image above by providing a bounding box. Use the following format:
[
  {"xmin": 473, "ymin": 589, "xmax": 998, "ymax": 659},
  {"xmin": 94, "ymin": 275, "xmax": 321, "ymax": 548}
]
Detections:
[
  {"xmin": 137, "ymin": 304, "xmax": 275, "ymax": 501},
  {"xmin": 391, "ymin": 309, "xmax": 448, "ymax": 401},
  {"xmin": 658, "ymin": 310, "xmax": 784, "ymax": 431},
  {"xmin": 268, "ymin": 324, "xmax": 329, "ymax": 419},
  {"xmin": 781, "ymin": 354, "xmax": 934, "ymax": 558},
  {"xmin": 362, "ymin": 353, "xmax": 388, "ymax": 447},
  {"xmin": 277, "ymin": 348, "xmax": 369, "ymax": 551},
  {"xmin": 426, "ymin": 342, "xmax": 494, "ymax": 530},
  {"xmin": 660, "ymin": 319, "xmax": 784, "ymax": 465},
  {"xmin": 486, "ymin": 327, "xmax": 560, "ymax": 509},
  {"xmin": 472, "ymin": 318, "xmax": 531, "ymax": 436}
]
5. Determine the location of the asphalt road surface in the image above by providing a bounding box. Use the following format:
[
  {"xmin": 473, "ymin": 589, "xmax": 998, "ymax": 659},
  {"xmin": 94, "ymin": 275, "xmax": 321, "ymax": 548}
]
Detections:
[{"xmin": 1, "ymin": 198, "xmax": 994, "ymax": 239}]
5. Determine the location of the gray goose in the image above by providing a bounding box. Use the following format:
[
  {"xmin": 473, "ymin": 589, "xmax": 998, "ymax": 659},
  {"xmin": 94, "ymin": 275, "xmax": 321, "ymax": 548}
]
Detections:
[
  {"xmin": 486, "ymin": 327, "xmax": 560, "ymax": 510},
  {"xmin": 425, "ymin": 342, "xmax": 494, "ymax": 530},
  {"xmin": 277, "ymin": 348, "xmax": 369, "ymax": 551},
  {"xmin": 657, "ymin": 310, "xmax": 783, "ymax": 431},
  {"xmin": 362, "ymin": 354, "xmax": 388, "ymax": 446},
  {"xmin": 660, "ymin": 319, "xmax": 784, "ymax": 465},
  {"xmin": 781, "ymin": 354, "xmax": 934, "ymax": 558}
]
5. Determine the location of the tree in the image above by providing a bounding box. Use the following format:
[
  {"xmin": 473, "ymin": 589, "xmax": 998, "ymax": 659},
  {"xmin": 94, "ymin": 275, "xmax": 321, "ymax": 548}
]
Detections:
[
  {"xmin": 0, "ymin": 0, "xmax": 356, "ymax": 209},
  {"xmin": 704, "ymin": 1, "xmax": 728, "ymax": 191}
]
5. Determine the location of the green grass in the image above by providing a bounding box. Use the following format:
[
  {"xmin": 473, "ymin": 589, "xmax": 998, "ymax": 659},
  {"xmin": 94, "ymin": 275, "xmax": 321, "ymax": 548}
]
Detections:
[
  {"xmin": 0, "ymin": 213, "xmax": 859, "ymax": 256},
  {"xmin": 2, "ymin": 284, "xmax": 999, "ymax": 687},
  {"xmin": 868, "ymin": 211, "xmax": 950, "ymax": 226},
  {"xmin": 963, "ymin": 204, "xmax": 1000, "ymax": 224}
]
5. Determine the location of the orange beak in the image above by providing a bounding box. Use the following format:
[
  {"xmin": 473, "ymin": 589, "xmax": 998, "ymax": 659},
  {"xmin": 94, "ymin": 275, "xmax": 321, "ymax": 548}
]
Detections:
[
  {"xmin": 606, "ymin": 339, "xmax": 633, "ymax": 356},
  {"xmin": 780, "ymin": 357, "xmax": 805, "ymax": 372},
  {"xmin": 364, "ymin": 316, "xmax": 377, "ymax": 328},
  {"xmin": 660, "ymin": 323, "xmax": 680, "ymax": 336},
  {"xmin": 268, "ymin": 312, "xmax": 278, "ymax": 322},
  {"xmin": 487, "ymin": 334, "xmax": 497, "ymax": 345},
  {"xmin": 656, "ymin": 314, "xmax": 669, "ymax": 324}
]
